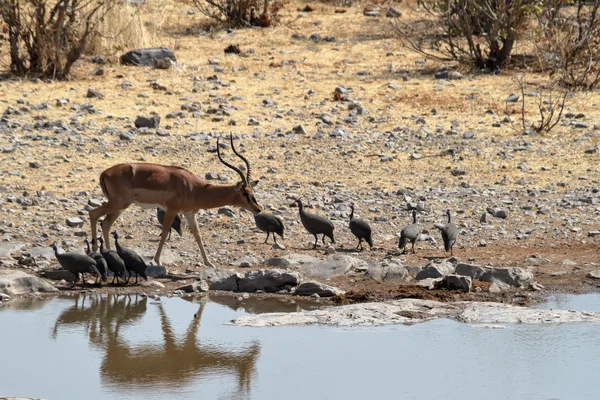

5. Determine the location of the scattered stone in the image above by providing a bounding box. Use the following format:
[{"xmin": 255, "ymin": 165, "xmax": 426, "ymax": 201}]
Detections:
[
  {"xmin": 238, "ymin": 269, "xmax": 302, "ymax": 293},
  {"xmin": 505, "ymin": 93, "xmax": 519, "ymax": 103},
  {"xmin": 480, "ymin": 267, "xmax": 534, "ymax": 287},
  {"xmin": 140, "ymin": 280, "xmax": 165, "ymax": 288},
  {"xmin": 176, "ymin": 280, "xmax": 209, "ymax": 293},
  {"xmin": 209, "ymin": 272, "xmax": 243, "ymax": 291},
  {"xmin": 233, "ymin": 255, "xmax": 259, "ymax": 268},
  {"xmin": 296, "ymin": 254, "xmax": 368, "ymax": 279},
  {"xmin": 439, "ymin": 274, "xmax": 471, "ymax": 292},
  {"xmin": 416, "ymin": 261, "xmax": 455, "ymax": 280},
  {"xmin": 121, "ymin": 47, "xmax": 177, "ymax": 67},
  {"xmin": 135, "ymin": 115, "xmax": 160, "ymax": 129},
  {"xmin": 66, "ymin": 217, "xmax": 84, "ymax": 228},
  {"xmin": 0, "ymin": 243, "xmax": 27, "ymax": 259},
  {"xmin": 294, "ymin": 281, "xmax": 345, "ymax": 297},
  {"xmin": 587, "ymin": 270, "xmax": 600, "ymax": 279},
  {"xmin": 218, "ymin": 207, "xmax": 236, "ymax": 217},
  {"xmin": 386, "ymin": 6, "xmax": 401, "ymax": 17},
  {"xmin": 292, "ymin": 125, "xmax": 307, "ymax": 135},
  {"xmin": 455, "ymin": 263, "xmax": 488, "ymax": 280},
  {"xmin": 224, "ymin": 44, "xmax": 242, "ymax": 54},
  {"xmin": 86, "ymin": 88, "xmax": 104, "ymax": 99}
]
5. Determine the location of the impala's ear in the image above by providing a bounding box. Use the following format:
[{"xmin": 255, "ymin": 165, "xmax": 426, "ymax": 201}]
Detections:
[
  {"xmin": 249, "ymin": 179, "xmax": 259, "ymax": 188},
  {"xmin": 235, "ymin": 181, "xmax": 245, "ymax": 191}
]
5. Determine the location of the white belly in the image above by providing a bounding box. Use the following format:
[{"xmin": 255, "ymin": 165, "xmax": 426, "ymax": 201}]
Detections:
[{"xmin": 134, "ymin": 201, "xmax": 163, "ymax": 209}]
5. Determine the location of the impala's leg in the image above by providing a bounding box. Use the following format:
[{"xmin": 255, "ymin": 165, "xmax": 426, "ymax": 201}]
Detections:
[
  {"xmin": 100, "ymin": 211, "xmax": 124, "ymax": 250},
  {"xmin": 184, "ymin": 213, "xmax": 215, "ymax": 268},
  {"xmin": 154, "ymin": 209, "xmax": 177, "ymax": 265}
]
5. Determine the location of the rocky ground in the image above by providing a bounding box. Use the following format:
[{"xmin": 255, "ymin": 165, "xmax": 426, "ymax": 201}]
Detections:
[{"xmin": 0, "ymin": 1, "xmax": 598, "ymax": 304}]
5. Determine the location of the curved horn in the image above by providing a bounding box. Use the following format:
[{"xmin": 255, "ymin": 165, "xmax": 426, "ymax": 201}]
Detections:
[
  {"xmin": 229, "ymin": 133, "xmax": 252, "ymax": 182},
  {"xmin": 217, "ymin": 137, "xmax": 247, "ymax": 184}
]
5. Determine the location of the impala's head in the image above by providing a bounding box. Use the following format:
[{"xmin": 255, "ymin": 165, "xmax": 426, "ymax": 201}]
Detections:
[{"xmin": 217, "ymin": 133, "xmax": 262, "ymax": 215}]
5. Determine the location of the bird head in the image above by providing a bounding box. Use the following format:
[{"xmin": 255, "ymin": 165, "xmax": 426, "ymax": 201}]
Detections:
[
  {"xmin": 289, "ymin": 197, "xmax": 301, "ymax": 208},
  {"xmin": 111, "ymin": 231, "xmax": 119, "ymax": 239},
  {"xmin": 50, "ymin": 242, "xmax": 58, "ymax": 251}
]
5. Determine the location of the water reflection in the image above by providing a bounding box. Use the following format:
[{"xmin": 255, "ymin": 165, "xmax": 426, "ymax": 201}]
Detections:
[{"xmin": 50, "ymin": 294, "xmax": 260, "ymax": 395}]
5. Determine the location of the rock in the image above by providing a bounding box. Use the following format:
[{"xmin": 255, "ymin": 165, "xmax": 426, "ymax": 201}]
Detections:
[
  {"xmin": 523, "ymin": 256, "xmax": 550, "ymax": 265},
  {"xmin": 491, "ymin": 208, "xmax": 508, "ymax": 219},
  {"xmin": 294, "ymin": 281, "xmax": 345, "ymax": 297},
  {"xmin": 266, "ymin": 257, "xmax": 294, "ymax": 268},
  {"xmin": 0, "ymin": 293, "xmax": 10, "ymax": 302},
  {"xmin": 292, "ymin": 125, "xmax": 307, "ymax": 135},
  {"xmin": 238, "ymin": 269, "xmax": 301, "ymax": 293},
  {"xmin": 132, "ymin": 248, "xmax": 182, "ymax": 266},
  {"xmin": 480, "ymin": 267, "xmax": 533, "ymax": 287},
  {"xmin": 135, "ymin": 115, "xmax": 160, "ymax": 129},
  {"xmin": 176, "ymin": 280, "xmax": 209, "ymax": 293},
  {"xmin": 233, "ymin": 255, "xmax": 259, "ymax": 268},
  {"xmin": 386, "ymin": 6, "xmax": 401, "ymax": 17},
  {"xmin": 140, "ymin": 280, "xmax": 165, "ymax": 288},
  {"xmin": 448, "ymin": 71, "xmax": 463, "ymax": 80},
  {"xmin": 415, "ymin": 278, "xmax": 442, "ymax": 289},
  {"xmin": 366, "ymin": 259, "xmax": 408, "ymax": 282},
  {"xmin": 231, "ymin": 299, "xmax": 600, "ymax": 327},
  {"xmin": 296, "ymin": 255, "xmax": 368, "ymax": 278},
  {"xmin": 587, "ymin": 270, "xmax": 600, "ymax": 279},
  {"xmin": 0, "ymin": 270, "xmax": 58, "ymax": 295},
  {"xmin": 455, "ymin": 263, "xmax": 488, "ymax": 280},
  {"xmin": 209, "ymin": 272, "xmax": 243, "ymax": 291},
  {"xmin": 434, "ymin": 70, "xmax": 449, "ymax": 80},
  {"xmin": 147, "ymin": 265, "xmax": 168, "ymax": 278},
  {"xmin": 588, "ymin": 231, "xmax": 600, "ymax": 237},
  {"xmin": 218, "ymin": 207, "xmax": 236, "ymax": 217},
  {"xmin": 505, "ymin": 93, "xmax": 519, "ymax": 102},
  {"xmin": 363, "ymin": 10, "xmax": 380, "ymax": 17},
  {"xmin": 224, "ymin": 44, "xmax": 242, "ymax": 54},
  {"xmin": 154, "ymin": 58, "xmax": 172, "ymax": 70},
  {"xmin": 30, "ymin": 247, "xmax": 55, "ymax": 260},
  {"xmin": 66, "ymin": 217, "xmax": 84, "ymax": 227},
  {"xmin": 480, "ymin": 212, "xmax": 489, "ymax": 224},
  {"xmin": 488, "ymin": 281, "xmax": 510, "ymax": 293},
  {"xmin": 439, "ymin": 274, "xmax": 471, "ymax": 292},
  {"xmin": 119, "ymin": 132, "xmax": 134, "ymax": 141},
  {"xmin": 0, "ymin": 242, "xmax": 27, "ymax": 259},
  {"xmin": 86, "ymin": 88, "xmax": 104, "ymax": 99},
  {"xmin": 43, "ymin": 269, "xmax": 78, "ymax": 282},
  {"xmin": 415, "ymin": 261, "xmax": 455, "ymax": 280},
  {"xmin": 121, "ymin": 47, "xmax": 177, "ymax": 67}
]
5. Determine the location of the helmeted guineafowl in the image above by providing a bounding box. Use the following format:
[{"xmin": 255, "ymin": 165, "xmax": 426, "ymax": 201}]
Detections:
[
  {"xmin": 51, "ymin": 243, "xmax": 100, "ymax": 288},
  {"xmin": 399, "ymin": 210, "xmax": 422, "ymax": 254},
  {"xmin": 97, "ymin": 237, "xmax": 126, "ymax": 284},
  {"xmin": 111, "ymin": 231, "xmax": 148, "ymax": 284},
  {"xmin": 434, "ymin": 209, "xmax": 459, "ymax": 256},
  {"xmin": 292, "ymin": 198, "xmax": 335, "ymax": 249},
  {"xmin": 156, "ymin": 207, "xmax": 183, "ymax": 240},
  {"xmin": 254, "ymin": 212, "xmax": 285, "ymax": 244},
  {"xmin": 349, "ymin": 203, "xmax": 373, "ymax": 251},
  {"xmin": 84, "ymin": 238, "xmax": 108, "ymax": 284}
]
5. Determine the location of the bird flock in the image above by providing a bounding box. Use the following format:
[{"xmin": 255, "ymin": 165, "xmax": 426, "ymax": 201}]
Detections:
[{"xmin": 53, "ymin": 201, "xmax": 457, "ymax": 289}]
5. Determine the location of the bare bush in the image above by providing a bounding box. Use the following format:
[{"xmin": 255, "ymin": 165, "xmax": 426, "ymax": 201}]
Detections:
[
  {"xmin": 509, "ymin": 75, "xmax": 568, "ymax": 133},
  {"xmin": 0, "ymin": 0, "xmax": 122, "ymax": 79},
  {"xmin": 397, "ymin": 0, "xmax": 532, "ymax": 70},
  {"xmin": 193, "ymin": 0, "xmax": 287, "ymax": 28},
  {"xmin": 532, "ymin": 0, "xmax": 600, "ymax": 90}
]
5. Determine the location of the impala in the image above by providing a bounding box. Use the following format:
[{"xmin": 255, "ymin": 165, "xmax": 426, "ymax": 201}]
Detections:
[{"xmin": 89, "ymin": 133, "xmax": 261, "ymax": 267}]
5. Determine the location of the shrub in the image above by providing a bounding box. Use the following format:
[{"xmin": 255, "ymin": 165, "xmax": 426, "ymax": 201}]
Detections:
[
  {"xmin": 0, "ymin": 0, "xmax": 121, "ymax": 79},
  {"xmin": 532, "ymin": 0, "xmax": 600, "ymax": 90},
  {"xmin": 397, "ymin": 0, "xmax": 532, "ymax": 70},
  {"xmin": 193, "ymin": 0, "xmax": 287, "ymax": 28}
]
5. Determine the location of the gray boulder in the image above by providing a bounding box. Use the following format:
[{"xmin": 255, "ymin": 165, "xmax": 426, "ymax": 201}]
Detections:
[
  {"xmin": 0, "ymin": 270, "xmax": 58, "ymax": 295},
  {"xmin": 209, "ymin": 272, "xmax": 243, "ymax": 291},
  {"xmin": 121, "ymin": 47, "xmax": 177, "ymax": 67},
  {"xmin": 480, "ymin": 267, "xmax": 533, "ymax": 287},
  {"xmin": 587, "ymin": 270, "xmax": 600, "ymax": 279},
  {"xmin": 176, "ymin": 280, "xmax": 209, "ymax": 293},
  {"xmin": 133, "ymin": 247, "xmax": 182, "ymax": 266},
  {"xmin": 232, "ymin": 255, "xmax": 259, "ymax": 268},
  {"xmin": 455, "ymin": 263, "xmax": 489, "ymax": 280},
  {"xmin": 30, "ymin": 246, "xmax": 55, "ymax": 260},
  {"xmin": 238, "ymin": 269, "xmax": 302, "ymax": 293},
  {"xmin": 0, "ymin": 242, "xmax": 27, "ymax": 259},
  {"xmin": 297, "ymin": 255, "xmax": 368, "ymax": 279},
  {"xmin": 265, "ymin": 257, "xmax": 294, "ymax": 268},
  {"xmin": 43, "ymin": 269, "xmax": 78, "ymax": 282},
  {"xmin": 439, "ymin": 275, "xmax": 472, "ymax": 292},
  {"xmin": 147, "ymin": 265, "xmax": 168, "ymax": 278},
  {"xmin": 416, "ymin": 261, "xmax": 455, "ymax": 280},
  {"xmin": 366, "ymin": 259, "xmax": 408, "ymax": 282},
  {"xmin": 294, "ymin": 281, "xmax": 345, "ymax": 297}
]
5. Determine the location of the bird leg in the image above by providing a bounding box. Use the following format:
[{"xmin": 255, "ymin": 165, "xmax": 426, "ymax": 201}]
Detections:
[
  {"xmin": 273, "ymin": 234, "xmax": 278, "ymax": 244},
  {"xmin": 313, "ymin": 235, "xmax": 318, "ymax": 249},
  {"xmin": 184, "ymin": 213, "xmax": 215, "ymax": 268},
  {"xmin": 264, "ymin": 232, "xmax": 270, "ymax": 244},
  {"xmin": 81, "ymin": 273, "xmax": 86, "ymax": 288},
  {"xmin": 322, "ymin": 235, "xmax": 326, "ymax": 246},
  {"xmin": 412, "ymin": 242, "xmax": 416, "ymax": 254},
  {"xmin": 135, "ymin": 271, "xmax": 139, "ymax": 285},
  {"xmin": 125, "ymin": 271, "xmax": 131, "ymax": 285}
]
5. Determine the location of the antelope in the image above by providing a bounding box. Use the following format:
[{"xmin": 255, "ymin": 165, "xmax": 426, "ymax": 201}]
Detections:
[{"xmin": 89, "ymin": 133, "xmax": 261, "ymax": 267}]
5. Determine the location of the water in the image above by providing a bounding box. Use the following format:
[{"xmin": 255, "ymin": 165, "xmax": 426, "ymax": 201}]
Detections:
[{"xmin": 1, "ymin": 294, "xmax": 599, "ymax": 400}]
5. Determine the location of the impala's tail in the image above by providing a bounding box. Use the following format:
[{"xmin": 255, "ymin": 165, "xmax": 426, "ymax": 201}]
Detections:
[{"xmin": 99, "ymin": 172, "xmax": 110, "ymax": 200}]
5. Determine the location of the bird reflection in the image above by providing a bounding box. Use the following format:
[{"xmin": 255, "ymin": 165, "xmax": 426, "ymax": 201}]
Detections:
[{"xmin": 51, "ymin": 294, "xmax": 260, "ymax": 396}]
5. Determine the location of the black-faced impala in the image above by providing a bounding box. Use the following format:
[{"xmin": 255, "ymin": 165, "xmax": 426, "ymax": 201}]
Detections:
[{"xmin": 89, "ymin": 134, "xmax": 261, "ymax": 267}]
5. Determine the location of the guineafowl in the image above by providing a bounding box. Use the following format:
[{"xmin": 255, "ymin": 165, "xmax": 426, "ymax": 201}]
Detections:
[
  {"xmin": 254, "ymin": 212, "xmax": 285, "ymax": 244},
  {"xmin": 111, "ymin": 231, "xmax": 148, "ymax": 284},
  {"xmin": 349, "ymin": 203, "xmax": 373, "ymax": 251},
  {"xmin": 84, "ymin": 238, "xmax": 108, "ymax": 284},
  {"xmin": 97, "ymin": 237, "xmax": 126, "ymax": 284},
  {"xmin": 51, "ymin": 243, "xmax": 100, "ymax": 288},
  {"xmin": 399, "ymin": 210, "xmax": 422, "ymax": 254},
  {"xmin": 292, "ymin": 198, "xmax": 335, "ymax": 249},
  {"xmin": 156, "ymin": 207, "xmax": 183, "ymax": 240},
  {"xmin": 434, "ymin": 209, "xmax": 459, "ymax": 256}
]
